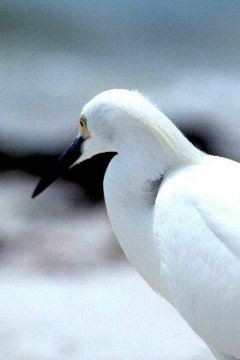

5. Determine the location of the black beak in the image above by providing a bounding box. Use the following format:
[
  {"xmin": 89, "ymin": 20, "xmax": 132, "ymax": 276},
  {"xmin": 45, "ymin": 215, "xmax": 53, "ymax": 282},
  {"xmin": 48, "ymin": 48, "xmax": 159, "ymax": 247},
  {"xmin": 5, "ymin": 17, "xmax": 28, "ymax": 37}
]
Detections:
[{"xmin": 32, "ymin": 135, "xmax": 85, "ymax": 198}]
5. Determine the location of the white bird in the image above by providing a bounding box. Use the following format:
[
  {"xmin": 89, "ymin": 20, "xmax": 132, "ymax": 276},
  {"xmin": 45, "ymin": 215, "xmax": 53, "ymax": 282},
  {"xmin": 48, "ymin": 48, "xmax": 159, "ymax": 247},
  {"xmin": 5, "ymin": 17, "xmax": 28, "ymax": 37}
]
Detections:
[{"xmin": 33, "ymin": 89, "xmax": 240, "ymax": 360}]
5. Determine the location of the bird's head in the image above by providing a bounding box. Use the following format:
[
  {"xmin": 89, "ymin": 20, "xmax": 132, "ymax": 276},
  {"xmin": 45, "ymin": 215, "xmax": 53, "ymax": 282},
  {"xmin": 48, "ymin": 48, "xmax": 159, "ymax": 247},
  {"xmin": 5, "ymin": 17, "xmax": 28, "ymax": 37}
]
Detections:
[
  {"xmin": 32, "ymin": 88, "xmax": 201, "ymax": 198},
  {"xmin": 32, "ymin": 89, "xmax": 146, "ymax": 198}
]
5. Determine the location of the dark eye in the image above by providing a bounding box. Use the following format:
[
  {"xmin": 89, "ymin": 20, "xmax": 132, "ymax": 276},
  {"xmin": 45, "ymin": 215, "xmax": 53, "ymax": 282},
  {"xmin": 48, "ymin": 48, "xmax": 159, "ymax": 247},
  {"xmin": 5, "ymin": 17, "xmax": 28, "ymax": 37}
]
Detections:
[{"xmin": 80, "ymin": 115, "xmax": 87, "ymax": 127}]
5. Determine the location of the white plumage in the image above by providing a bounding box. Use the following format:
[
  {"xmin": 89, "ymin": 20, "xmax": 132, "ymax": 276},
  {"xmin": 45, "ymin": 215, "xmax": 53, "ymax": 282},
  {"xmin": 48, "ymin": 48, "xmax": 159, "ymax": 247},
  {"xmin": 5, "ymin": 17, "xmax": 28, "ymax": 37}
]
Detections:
[{"xmin": 33, "ymin": 89, "xmax": 240, "ymax": 360}]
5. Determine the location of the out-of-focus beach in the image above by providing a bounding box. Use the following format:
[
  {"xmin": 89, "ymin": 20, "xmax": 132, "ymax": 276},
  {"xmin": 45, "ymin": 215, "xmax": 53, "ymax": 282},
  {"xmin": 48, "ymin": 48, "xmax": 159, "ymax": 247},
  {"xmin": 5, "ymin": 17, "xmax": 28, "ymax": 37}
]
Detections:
[
  {"xmin": 0, "ymin": 174, "xmax": 216, "ymax": 359},
  {"xmin": 1, "ymin": 1, "xmax": 240, "ymax": 358}
]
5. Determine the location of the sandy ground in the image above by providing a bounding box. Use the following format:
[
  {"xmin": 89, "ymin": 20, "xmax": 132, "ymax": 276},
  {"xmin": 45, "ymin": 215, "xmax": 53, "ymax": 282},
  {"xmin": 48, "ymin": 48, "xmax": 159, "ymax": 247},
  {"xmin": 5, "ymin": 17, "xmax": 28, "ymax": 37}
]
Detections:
[
  {"xmin": 0, "ymin": 174, "xmax": 216, "ymax": 359},
  {"xmin": 0, "ymin": 268, "xmax": 215, "ymax": 360}
]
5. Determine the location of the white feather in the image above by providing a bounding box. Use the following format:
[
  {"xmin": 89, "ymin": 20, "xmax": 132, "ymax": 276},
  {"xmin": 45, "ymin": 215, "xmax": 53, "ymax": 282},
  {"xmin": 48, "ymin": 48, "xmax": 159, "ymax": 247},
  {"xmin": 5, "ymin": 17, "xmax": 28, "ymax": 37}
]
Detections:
[{"xmin": 78, "ymin": 89, "xmax": 240, "ymax": 360}]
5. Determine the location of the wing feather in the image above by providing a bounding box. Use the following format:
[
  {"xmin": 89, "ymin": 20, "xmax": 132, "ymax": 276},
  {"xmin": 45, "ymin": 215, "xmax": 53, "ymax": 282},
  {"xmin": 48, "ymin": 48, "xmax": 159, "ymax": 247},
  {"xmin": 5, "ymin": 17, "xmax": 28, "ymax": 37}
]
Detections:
[{"xmin": 154, "ymin": 156, "xmax": 240, "ymax": 358}]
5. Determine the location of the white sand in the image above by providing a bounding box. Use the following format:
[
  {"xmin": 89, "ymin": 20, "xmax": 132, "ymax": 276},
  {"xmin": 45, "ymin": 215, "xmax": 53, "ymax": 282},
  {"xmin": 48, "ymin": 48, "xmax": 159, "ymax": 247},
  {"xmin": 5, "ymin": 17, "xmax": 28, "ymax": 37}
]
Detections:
[
  {"xmin": 0, "ymin": 175, "xmax": 215, "ymax": 359},
  {"xmin": 0, "ymin": 267, "xmax": 214, "ymax": 360}
]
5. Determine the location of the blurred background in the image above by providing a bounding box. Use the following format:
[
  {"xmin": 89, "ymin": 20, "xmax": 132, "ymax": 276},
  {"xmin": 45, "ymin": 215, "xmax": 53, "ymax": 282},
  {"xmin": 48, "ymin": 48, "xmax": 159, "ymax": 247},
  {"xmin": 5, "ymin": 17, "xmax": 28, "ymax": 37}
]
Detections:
[{"xmin": 1, "ymin": 1, "xmax": 240, "ymax": 359}]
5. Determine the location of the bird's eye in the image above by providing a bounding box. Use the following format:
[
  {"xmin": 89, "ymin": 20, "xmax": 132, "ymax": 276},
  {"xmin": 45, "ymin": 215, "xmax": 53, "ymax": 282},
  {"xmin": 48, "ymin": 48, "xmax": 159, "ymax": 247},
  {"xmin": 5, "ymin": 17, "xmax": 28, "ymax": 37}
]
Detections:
[
  {"xmin": 79, "ymin": 115, "xmax": 91, "ymax": 139},
  {"xmin": 80, "ymin": 115, "xmax": 87, "ymax": 128}
]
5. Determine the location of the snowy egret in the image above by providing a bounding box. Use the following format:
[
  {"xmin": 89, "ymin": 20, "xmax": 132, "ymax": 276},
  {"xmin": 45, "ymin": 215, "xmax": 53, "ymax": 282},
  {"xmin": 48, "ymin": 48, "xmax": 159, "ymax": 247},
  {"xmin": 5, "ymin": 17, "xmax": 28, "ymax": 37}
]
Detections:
[{"xmin": 33, "ymin": 89, "xmax": 240, "ymax": 360}]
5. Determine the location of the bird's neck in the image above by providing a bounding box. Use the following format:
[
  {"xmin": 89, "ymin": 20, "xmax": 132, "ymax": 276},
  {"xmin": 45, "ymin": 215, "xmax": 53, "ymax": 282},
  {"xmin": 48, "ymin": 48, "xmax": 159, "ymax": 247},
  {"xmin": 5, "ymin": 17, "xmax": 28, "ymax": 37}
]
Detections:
[{"xmin": 103, "ymin": 132, "xmax": 178, "ymax": 297}]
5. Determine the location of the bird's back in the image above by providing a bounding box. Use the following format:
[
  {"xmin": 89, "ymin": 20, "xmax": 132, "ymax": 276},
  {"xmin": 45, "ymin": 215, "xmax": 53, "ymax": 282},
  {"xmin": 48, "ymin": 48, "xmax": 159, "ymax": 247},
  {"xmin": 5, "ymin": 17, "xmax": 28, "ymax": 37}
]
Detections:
[{"xmin": 153, "ymin": 155, "xmax": 240, "ymax": 358}]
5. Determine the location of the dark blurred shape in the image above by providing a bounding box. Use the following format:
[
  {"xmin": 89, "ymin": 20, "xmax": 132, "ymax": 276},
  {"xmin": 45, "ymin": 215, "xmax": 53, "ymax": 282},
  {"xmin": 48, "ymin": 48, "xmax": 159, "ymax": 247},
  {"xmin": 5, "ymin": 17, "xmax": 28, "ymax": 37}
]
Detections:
[
  {"xmin": 65, "ymin": 153, "xmax": 117, "ymax": 201},
  {"xmin": 0, "ymin": 114, "xmax": 217, "ymax": 201},
  {"xmin": 175, "ymin": 114, "xmax": 218, "ymax": 156},
  {"xmin": 0, "ymin": 149, "xmax": 16, "ymax": 170},
  {"xmin": 0, "ymin": 148, "xmax": 116, "ymax": 201},
  {"xmin": 185, "ymin": 133, "xmax": 209, "ymax": 154}
]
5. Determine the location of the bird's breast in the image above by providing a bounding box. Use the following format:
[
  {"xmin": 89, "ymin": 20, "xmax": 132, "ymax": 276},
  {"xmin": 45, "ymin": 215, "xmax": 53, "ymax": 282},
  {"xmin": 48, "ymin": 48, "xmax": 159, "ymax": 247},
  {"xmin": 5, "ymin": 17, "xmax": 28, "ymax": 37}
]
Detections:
[{"xmin": 103, "ymin": 158, "xmax": 167, "ymax": 295}]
